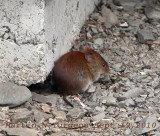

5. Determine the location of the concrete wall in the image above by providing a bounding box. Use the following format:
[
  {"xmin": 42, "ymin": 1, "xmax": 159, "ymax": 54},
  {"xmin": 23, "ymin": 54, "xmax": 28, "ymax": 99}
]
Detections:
[{"xmin": 0, "ymin": 0, "xmax": 99, "ymax": 85}]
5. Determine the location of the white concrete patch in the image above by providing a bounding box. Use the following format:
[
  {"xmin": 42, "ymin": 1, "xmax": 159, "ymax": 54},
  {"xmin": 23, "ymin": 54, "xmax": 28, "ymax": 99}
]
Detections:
[{"xmin": 0, "ymin": 0, "xmax": 98, "ymax": 85}]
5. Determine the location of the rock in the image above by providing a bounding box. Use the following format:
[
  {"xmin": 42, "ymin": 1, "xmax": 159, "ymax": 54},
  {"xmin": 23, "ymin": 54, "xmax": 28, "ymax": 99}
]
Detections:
[
  {"xmin": 45, "ymin": 95, "xmax": 58, "ymax": 105},
  {"xmin": 141, "ymin": 65, "xmax": 151, "ymax": 70},
  {"xmin": 91, "ymin": 28, "xmax": 98, "ymax": 34},
  {"xmin": 66, "ymin": 131, "xmax": 80, "ymax": 136},
  {"xmin": 0, "ymin": 107, "xmax": 8, "ymax": 121},
  {"xmin": 51, "ymin": 128, "xmax": 61, "ymax": 133},
  {"xmin": 87, "ymin": 31, "xmax": 92, "ymax": 38},
  {"xmin": 32, "ymin": 93, "xmax": 48, "ymax": 103},
  {"xmin": 115, "ymin": 49, "xmax": 123, "ymax": 56},
  {"xmin": 101, "ymin": 54, "xmax": 109, "ymax": 62},
  {"xmin": 134, "ymin": 97, "xmax": 145, "ymax": 103},
  {"xmin": 125, "ymin": 98, "xmax": 135, "ymax": 106},
  {"xmin": 124, "ymin": 129, "xmax": 131, "ymax": 135},
  {"xmin": 6, "ymin": 128, "xmax": 38, "ymax": 136},
  {"xmin": 95, "ymin": 106, "xmax": 105, "ymax": 112},
  {"xmin": 92, "ymin": 112, "xmax": 105, "ymax": 121},
  {"xmin": 113, "ymin": 63, "xmax": 122, "ymax": 72},
  {"xmin": 101, "ymin": 6, "xmax": 118, "ymax": 28},
  {"xmin": 32, "ymin": 93, "xmax": 58, "ymax": 105},
  {"xmin": 41, "ymin": 103, "xmax": 51, "ymax": 113},
  {"xmin": 67, "ymin": 108, "xmax": 83, "ymax": 119},
  {"xmin": 136, "ymin": 116, "xmax": 160, "ymax": 135},
  {"xmin": 87, "ymin": 85, "xmax": 96, "ymax": 93},
  {"xmin": 90, "ymin": 13, "xmax": 100, "ymax": 20},
  {"xmin": 101, "ymin": 96, "xmax": 117, "ymax": 106},
  {"xmin": 119, "ymin": 22, "xmax": 128, "ymax": 27},
  {"xmin": 94, "ymin": 38, "xmax": 104, "ymax": 45},
  {"xmin": 135, "ymin": 116, "xmax": 142, "ymax": 122},
  {"xmin": 48, "ymin": 118, "xmax": 57, "ymax": 124},
  {"xmin": 0, "ymin": 83, "xmax": 31, "ymax": 107},
  {"xmin": 34, "ymin": 110, "xmax": 51, "ymax": 124},
  {"xmin": 85, "ymin": 101, "xmax": 97, "ymax": 106},
  {"xmin": 122, "ymin": 87, "xmax": 145, "ymax": 99},
  {"xmin": 52, "ymin": 111, "xmax": 66, "ymax": 121},
  {"xmin": 128, "ymin": 19, "xmax": 143, "ymax": 27},
  {"xmin": 0, "ymin": 112, "xmax": 6, "ymax": 120},
  {"xmin": 49, "ymin": 132, "xmax": 66, "ymax": 136},
  {"xmin": 145, "ymin": 5, "xmax": 160, "ymax": 20},
  {"xmin": 113, "ymin": 0, "xmax": 137, "ymax": 10},
  {"xmin": 10, "ymin": 108, "xmax": 33, "ymax": 123},
  {"xmin": 137, "ymin": 30, "xmax": 154, "ymax": 43},
  {"xmin": 141, "ymin": 76, "xmax": 152, "ymax": 83}
]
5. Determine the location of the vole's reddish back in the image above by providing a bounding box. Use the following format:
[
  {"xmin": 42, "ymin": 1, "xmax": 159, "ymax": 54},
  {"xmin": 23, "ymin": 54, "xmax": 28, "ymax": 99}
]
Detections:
[{"xmin": 53, "ymin": 48, "xmax": 109, "ymax": 107}]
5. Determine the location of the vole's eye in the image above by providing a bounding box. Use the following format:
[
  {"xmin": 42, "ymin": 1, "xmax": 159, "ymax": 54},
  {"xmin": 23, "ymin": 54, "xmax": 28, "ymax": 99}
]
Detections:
[{"xmin": 102, "ymin": 63, "xmax": 105, "ymax": 67}]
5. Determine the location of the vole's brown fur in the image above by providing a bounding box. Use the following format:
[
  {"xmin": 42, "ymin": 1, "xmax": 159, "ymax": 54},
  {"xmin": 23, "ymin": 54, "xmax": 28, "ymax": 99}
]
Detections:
[{"xmin": 53, "ymin": 48, "xmax": 109, "ymax": 107}]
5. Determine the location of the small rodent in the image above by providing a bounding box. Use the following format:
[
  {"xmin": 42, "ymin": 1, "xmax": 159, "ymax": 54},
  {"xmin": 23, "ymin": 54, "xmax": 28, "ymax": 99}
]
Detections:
[{"xmin": 53, "ymin": 48, "xmax": 109, "ymax": 107}]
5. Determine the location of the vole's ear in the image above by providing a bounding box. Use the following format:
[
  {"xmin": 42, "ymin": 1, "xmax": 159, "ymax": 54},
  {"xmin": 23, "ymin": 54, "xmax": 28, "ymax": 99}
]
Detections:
[
  {"xmin": 79, "ymin": 45, "xmax": 90, "ymax": 52},
  {"xmin": 85, "ymin": 52, "xmax": 94, "ymax": 62}
]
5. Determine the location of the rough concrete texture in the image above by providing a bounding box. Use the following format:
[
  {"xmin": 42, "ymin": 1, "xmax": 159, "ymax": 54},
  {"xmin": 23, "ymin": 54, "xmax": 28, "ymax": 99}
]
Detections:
[{"xmin": 0, "ymin": 0, "xmax": 98, "ymax": 85}]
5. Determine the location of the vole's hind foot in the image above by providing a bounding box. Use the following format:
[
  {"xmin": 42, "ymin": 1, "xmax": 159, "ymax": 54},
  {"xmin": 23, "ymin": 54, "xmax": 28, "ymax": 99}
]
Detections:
[{"xmin": 63, "ymin": 95, "xmax": 74, "ymax": 107}]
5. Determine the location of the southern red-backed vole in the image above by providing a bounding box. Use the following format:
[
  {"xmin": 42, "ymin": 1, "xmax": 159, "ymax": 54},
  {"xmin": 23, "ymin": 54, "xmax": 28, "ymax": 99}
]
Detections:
[{"xmin": 53, "ymin": 48, "xmax": 109, "ymax": 107}]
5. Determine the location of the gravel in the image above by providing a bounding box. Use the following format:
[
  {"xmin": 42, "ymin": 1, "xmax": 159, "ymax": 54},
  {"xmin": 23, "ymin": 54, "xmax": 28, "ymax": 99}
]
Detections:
[{"xmin": 1, "ymin": 0, "xmax": 160, "ymax": 135}]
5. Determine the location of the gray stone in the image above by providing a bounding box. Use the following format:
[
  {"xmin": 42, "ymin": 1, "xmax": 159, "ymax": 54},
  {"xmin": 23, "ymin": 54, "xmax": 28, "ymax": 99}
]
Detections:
[
  {"xmin": 32, "ymin": 93, "xmax": 58, "ymax": 105},
  {"xmin": 10, "ymin": 108, "xmax": 33, "ymax": 123},
  {"xmin": 41, "ymin": 103, "xmax": 51, "ymax": 113},
  {"xmin": 34, "ymin": 110, "xmax": 51, "ymax": 124},
  {"xmin": 0, "ymin": 111, "xmax": 7, "ymax": 120},
  {"xmin": 125, "ymin": 98, "xmax": 135, "ymax": 106},
  {"xmin": 114, "ymin": 0, "xmax": 137, "ymax": 10},
  {"xmin": 101, "ymin": 96, "xmax": 117, "ymax": 106},
  {"xmin": 135, "ymin": 97, "xmax": 145, "ymax": 103},
  {"xmin": 145, "ymin": 5, "xmax": 160, "ymax": 20},
  {"xmin": 124, "ymin": 129, "xmax": 131, "ymax": 135},
  {"xmin": 66, "ymin": 131, "xmax": 80, "ymax": 136},
  {"xmin": 141, "ymin": 76, "xmax": 152, "ymax": 83},
  {"xmin": 87, "ymin": 85, "xmax": 96, "ymax": 93},
  {"xmin": 85, "ymin": 101, "xmax": 97, "ymax": 106},
  {"xmin": 101, "ymin": 6, "xmax": 118, "ymax": 28},
  {"xmin": 0, "ymin": 82, "xmax": 32, "ymax": 107},
  {"xmin": 90, "ymin": 13, "xmax": 100, "ymax": 20},
  {"xmin": 115, "ymin": 49, "xmax": 123, "ymax": 56},
  {"xmin": 49, "ymin": 118, "xmax": 58, "ymax": 124},
  {"xmin": 95, "ymin": 106, "xmax": 105, "ymax": 112},
  {"xmin": 52, "ymin": 110, "xmax": 66, "ymax": 121},
  {"xmin": 32, "ymin": 93, "xmax": 48, "ymax": 103},
  {"xmin": 136, "ymin": 116, "xmax": 160, "ymax": 135},
  {"xmin": 87, "ymin": 31, "xmax": 92, "ymax": 38},
  {"xmin": 101, "ymin": 54, "xmax": 109, "ymax": 62},
  {"xmin": 135, "ymin": 116, "xmax": 142, "ymax": 122},
  {"xmin": 92, "ymin": 112, "xmax": 105, "ymax": 121},
  {"xmin": 137, "ymin": 30, "xmax": 154, "ymax": 43},
  {"xmin": 51, "ymin": 128, "xmax": 61, "ymax": 133},
  {"xmin": 67, "ymin": 108, "xmax": 84, "ymax": 119},
  {"xmin": 128, "ymin": 19, "xmax": 143, "ymax": 27},
  {"xmin": 94, "ymin": 38, "xmax": 104, "ymax": 45},
  {"xmin": 6, "ymin": 128, "xmax": 38, "ymax": 136},
  {"xmin": 91, "ymin": 28, "xmax": 98, "ymax": 34},
  {"xmin": 113, "ymin": 63, "xmax": 122, "ymax": 72},
  {"xmin": 122, "ymin": 88, "xmax": 145, "ymax": 99}
]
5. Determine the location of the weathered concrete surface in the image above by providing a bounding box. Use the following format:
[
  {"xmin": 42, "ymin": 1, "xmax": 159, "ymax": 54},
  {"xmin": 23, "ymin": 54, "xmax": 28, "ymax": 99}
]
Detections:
[{"xmin": 0, "ymin": 0, "xmax": 98, "ymax": 85}]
